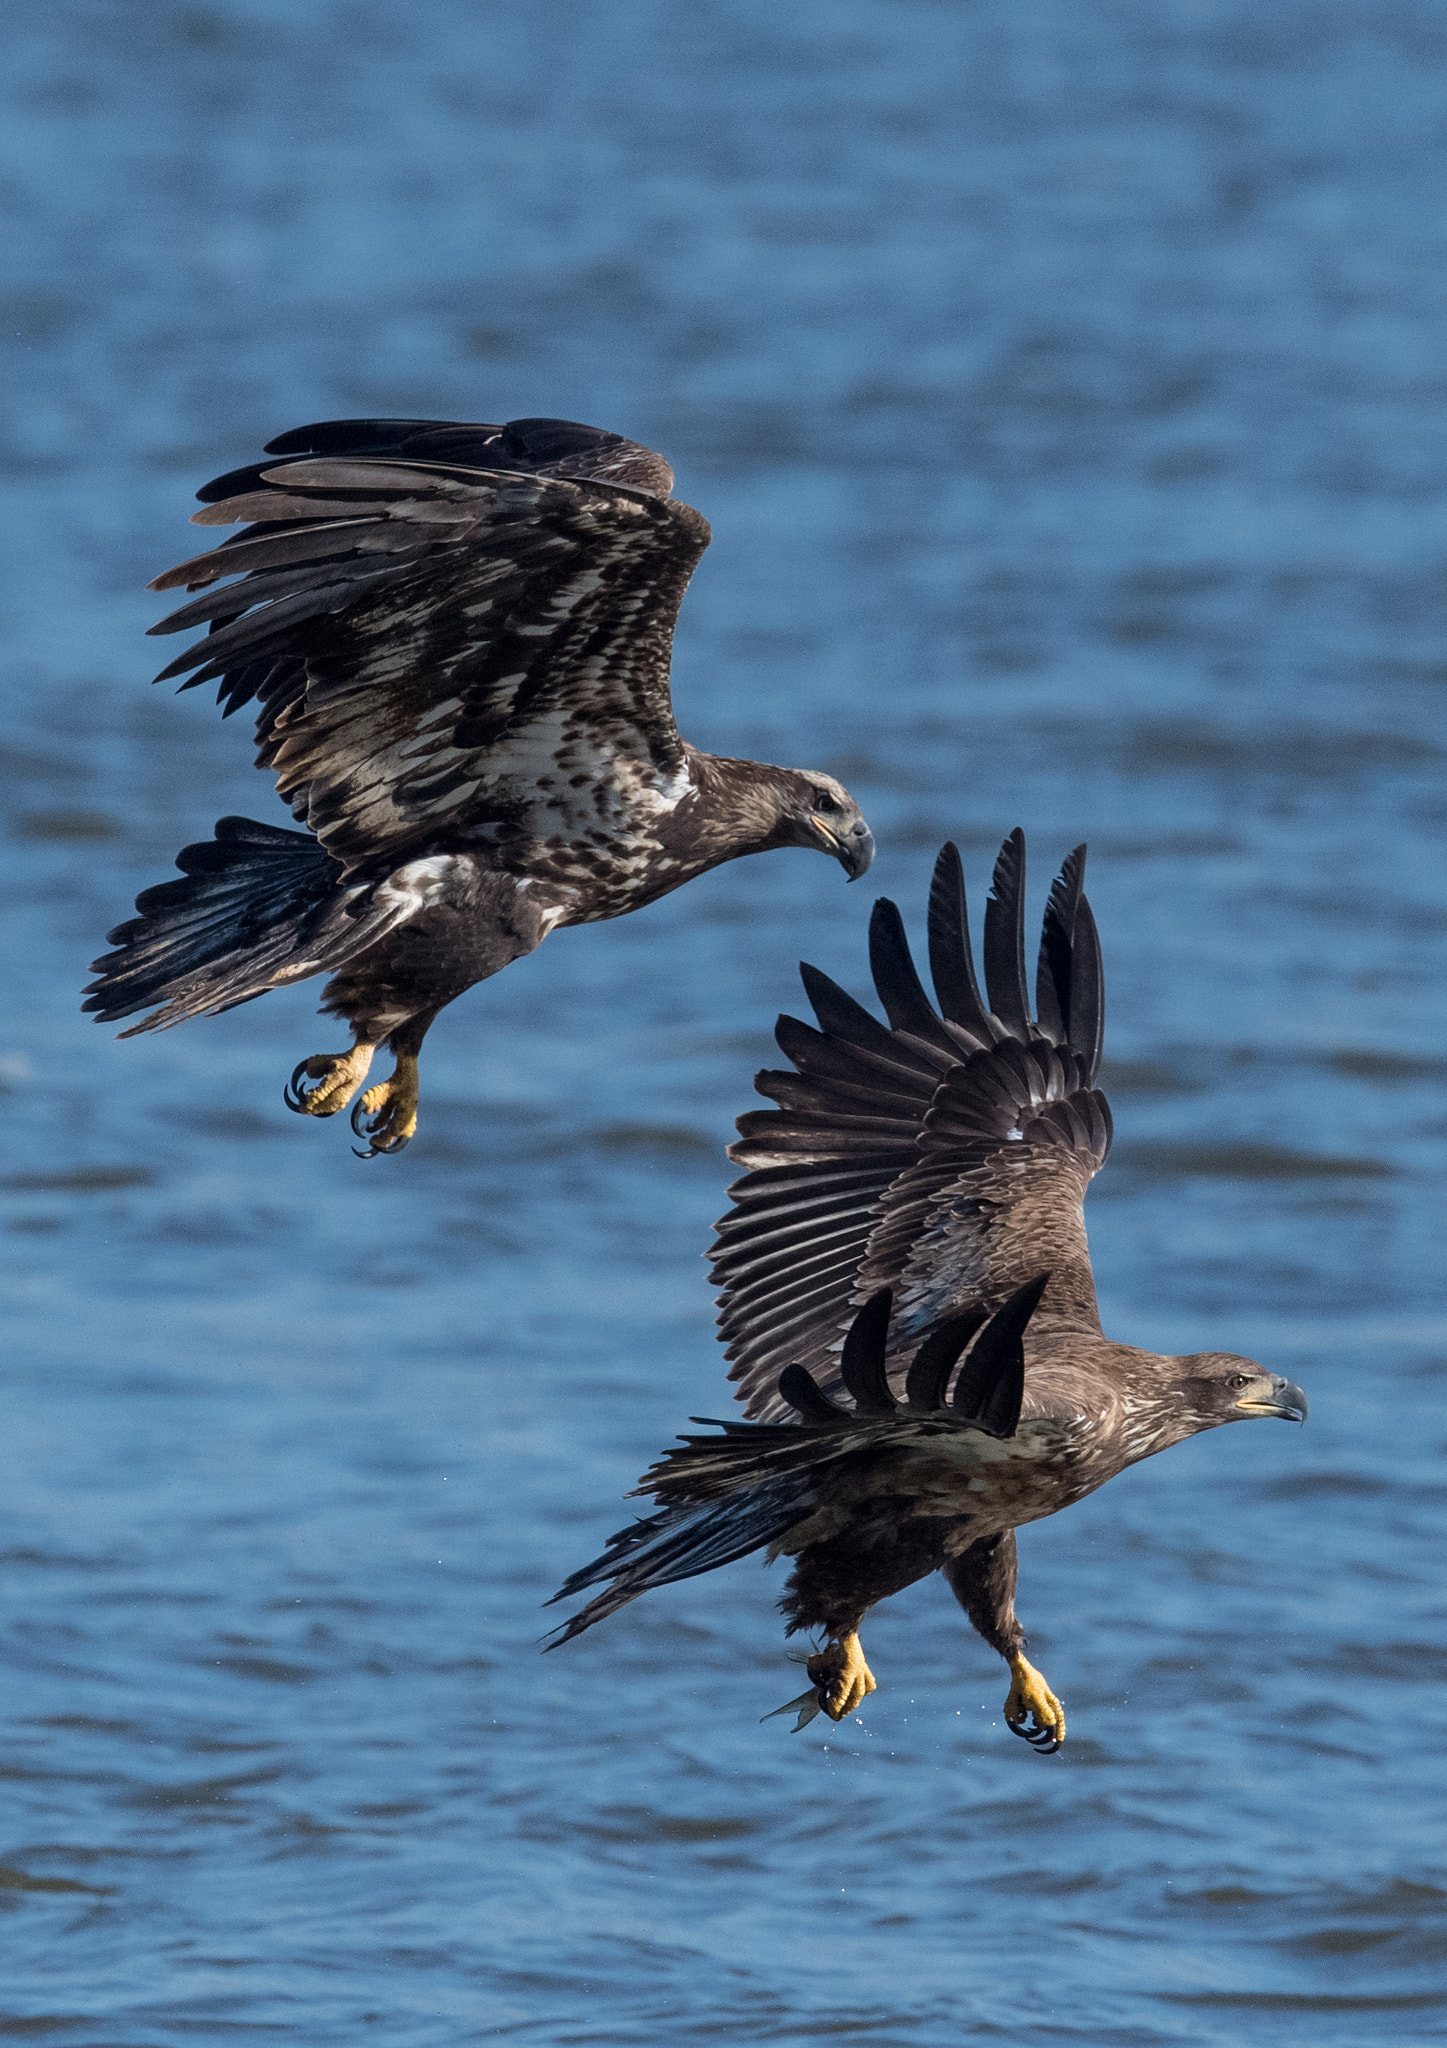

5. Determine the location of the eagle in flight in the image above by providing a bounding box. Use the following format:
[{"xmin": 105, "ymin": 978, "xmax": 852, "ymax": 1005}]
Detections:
[
  {"xmin": 84, "ymin": 416, "xmax": 873, "ymax": 1153},
  {"xmin": 549, "ymin": 834, "xmax": 1306, "ymax": 1749}
]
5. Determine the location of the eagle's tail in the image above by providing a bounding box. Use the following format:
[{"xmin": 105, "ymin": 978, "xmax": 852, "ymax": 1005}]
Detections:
[
  {"xmin": 83, "ymin": 816, "xmax": 345, "ymax": 1034},
  {"xmin": 543, "ymin": 1466, "xmax": 818, "ymax": 1647}
]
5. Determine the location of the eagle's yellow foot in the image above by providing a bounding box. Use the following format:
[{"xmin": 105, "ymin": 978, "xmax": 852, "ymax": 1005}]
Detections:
[
  {"xmin": 1004, "ymin": 1652, "xmax": 1065, "ymax": 1754},
  {"xmin": 350, "ymin": 1054, "xmax": 420, "ymax": 1157},
  {"xmin": 806, "ymin": 1631, "xmax": 878, "ymax": 1721},
  {"xmin": 284, "ymin": 1043, "xmax": 376, "ymax": 1118}
]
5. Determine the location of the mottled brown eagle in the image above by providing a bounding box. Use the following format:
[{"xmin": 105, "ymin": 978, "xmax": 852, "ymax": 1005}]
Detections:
[
  {"xmin": 84, "ymin": 416, "xmax": 873, "ymax": 1153},
  {"xmin": 548, "ymin": 834, "xmax": 1306, "ymax": 1749}
]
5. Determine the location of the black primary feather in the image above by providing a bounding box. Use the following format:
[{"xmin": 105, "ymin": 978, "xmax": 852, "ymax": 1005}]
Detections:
[
  {"xmin": 1067, "ymin": 897, "xmax": 1105, "ymax": 1081},
  {"xmin": 799, "ymin": 963, "xmax": 937, "ymax": 1072},
  {"xmin": 199, "ymin": 415, "xmax": 677, "ymax": 505},
  {"xmin": 778, "ymin": 1363, "xmax": 850, "ymax": 1423},
  {"xmin": 949, "ymin": 1274, "xmax": 1051, "ymax": 1435},
  {"xmin": 929, "ymin": 843, "xmax": 994, "ymax": 1048},
  {"xmin": 904, "ymin": 1310, "xmax": 989, "ymax": 1411},
  {"xmin": 982, "ymin": 828, "xmax": 1031, "ymax": 1035},
  {"xmin": 926, "ymin": 841, "xmax": 993, "ymax": 1042},
  {"xmin": 836, "ymin": 1289, "xmax": 897, "ymax": 1413},
  {"xmin": 867, "ymin": 900, "xmax": 957, "ymax": 1054},
  {"xmin": 1035, "ymin": 843, "xmax": 1084, "ymax": 1043}
]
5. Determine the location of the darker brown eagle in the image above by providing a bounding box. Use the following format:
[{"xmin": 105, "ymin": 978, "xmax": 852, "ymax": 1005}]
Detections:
[
  {"xmin": 84, "ymin": 415, "xmax": 873, "ymax": 1153},
  {"xmin": 548, "ymin": 834, "xmax": 1306, "ymax": 1748}
]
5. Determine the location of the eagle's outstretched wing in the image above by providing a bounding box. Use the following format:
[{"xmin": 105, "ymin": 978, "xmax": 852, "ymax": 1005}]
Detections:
[
  {"xmin": 145, "ymin": 416, "xmax": 710, "ymax": 876},
  {"xmin": 712, "ymin": 833, "xmax": 1112, "ymax": 1420}
]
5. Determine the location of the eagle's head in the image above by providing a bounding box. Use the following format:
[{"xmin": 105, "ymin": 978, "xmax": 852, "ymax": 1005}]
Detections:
[
  {"xmin": 770, "ymin": 770, "xmax": 875, "ymax": 880},
  {"xmin": 1173, "ymin": 1352, "xmax": 1309, "ymax": 1432}
]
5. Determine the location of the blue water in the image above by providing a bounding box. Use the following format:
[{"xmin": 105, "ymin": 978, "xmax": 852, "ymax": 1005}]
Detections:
[{"xmin": 3, "ymin": 2, "xmax": 1447, "ymax": 2040}]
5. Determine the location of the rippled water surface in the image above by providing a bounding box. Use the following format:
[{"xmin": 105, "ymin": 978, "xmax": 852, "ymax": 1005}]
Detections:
[{"xmin": 3, "ymin": 3, "xmax": 1447, "ymax": 2041}]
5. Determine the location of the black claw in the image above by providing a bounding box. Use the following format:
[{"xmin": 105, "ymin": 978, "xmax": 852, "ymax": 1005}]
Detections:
[
  {"xmin": 284, "ymin": 1059, "xmax": 314, "ymax": 1113},
  {"xmin": 350, "ymin": 1096, "xmax": 382, "ymax": 1159},
  {"xmin": 349, "ymin": 1093, "xmax": 411, "ymax": 1159},
  {"xmin": 1007, "ymin": 1715, "xmax": 1062, "ymax": 1755}
]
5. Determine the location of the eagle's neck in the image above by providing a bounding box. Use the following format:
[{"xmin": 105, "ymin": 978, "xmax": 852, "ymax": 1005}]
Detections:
[
  {"xmin": 1022, "ymin": 1340, "xmax": 1217, "ymax": 1476},
  {"xmin": 506, "ymin": 748, "xmax": 817, "ymax": 926},
  {"xmin": 665, "ymin": 747, "xmax": 811, "ymax": 872}
]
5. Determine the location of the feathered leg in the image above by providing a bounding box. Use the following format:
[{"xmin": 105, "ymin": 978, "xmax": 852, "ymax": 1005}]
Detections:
[
  {"xmin": 945, "ymin": 1532, "xmax": 1065, "ymax": 1754},
  {"xmin": 298, "ymin": 864, "xmax": 558, "ymax": 1156},
  {"xmin": 773, "ymin": 1512, "xmax": 951, "ymax": 1730}
]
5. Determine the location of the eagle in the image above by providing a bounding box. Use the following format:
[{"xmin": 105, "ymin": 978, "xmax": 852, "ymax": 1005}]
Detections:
[
  {"xmin": 548, "ymin": 833, "xmax": 1306, "ymax": 1749},
  {"xmin": 83, "ymin": 415, "xmax": 873, "ymax": 1154}
]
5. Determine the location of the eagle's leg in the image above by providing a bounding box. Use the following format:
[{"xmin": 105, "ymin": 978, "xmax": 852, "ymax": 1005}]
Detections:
[
  {"xmin": 1004, "ymin": 1653, "xmax": 1066, "ymax": 1754},
  {"xmin": 806, "ymin": 1630, "xmax": 878, "ymax": 1720},
  {"xmin": 284, "ymin": 1040, "xmax": 377, "ymax": 1118},
  {"xmin": 944, "ymin": 1531, "xmax": 1065, "ymax": 1754},
  {"xmin": 348, "ymin": 1009, "xmax": 438, "ymax": 1157},
  {"xmin": 350, "ymin": 1052, "xmax": 420, "ymax": 1158}
]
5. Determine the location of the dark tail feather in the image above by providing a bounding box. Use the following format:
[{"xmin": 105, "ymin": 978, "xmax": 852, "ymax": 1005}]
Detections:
[
  {"xmin": 83, "ymin": 817, "xmax": 343, "ymax": 1033},
  {"xmin": 544, "ymin": 1470, "xmax": 815, "ymax": 1647}
]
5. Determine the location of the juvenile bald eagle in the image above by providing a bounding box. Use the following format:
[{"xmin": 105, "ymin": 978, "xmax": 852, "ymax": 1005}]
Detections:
[
  {"xmin": 84, "ymin": 416, "xmax": 873, "ymax": 1153},
  {"xmin": 548, "ymin": 835, "xmax": 1306, "ymax": 1748}
]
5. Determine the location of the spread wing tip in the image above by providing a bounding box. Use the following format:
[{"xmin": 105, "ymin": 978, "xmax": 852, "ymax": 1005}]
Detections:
[{"xmin": 983, "ymin": 826, "xmax": 1031, "ymax": 1035}]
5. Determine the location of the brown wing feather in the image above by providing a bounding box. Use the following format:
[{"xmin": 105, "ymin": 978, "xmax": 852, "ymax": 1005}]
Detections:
[
  {"xmin": 146, "ymin": 422, "xmax": 709, "ymax": 877},
  {"xmin": 713, "ymin": 838, "xmax": 1112, "ymax": 1421},
  {"xmin": 857, "ymin": 1041, "xmax": 1110, "ymax": 1354}
]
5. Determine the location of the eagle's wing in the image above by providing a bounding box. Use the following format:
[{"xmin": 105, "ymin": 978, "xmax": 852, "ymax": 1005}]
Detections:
[
  {"xmin": 145, "ymin": 416, "xmax": 709, "ymax": 876},
  {"xmin": 712, "ymin": 833, "xmax": 1112, "ymax": 1419}
]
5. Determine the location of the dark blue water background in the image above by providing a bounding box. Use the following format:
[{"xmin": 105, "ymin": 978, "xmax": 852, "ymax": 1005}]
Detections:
[{"xmin": 3, "ymin": 3, "xmax": 1447, "ymax": 2041}]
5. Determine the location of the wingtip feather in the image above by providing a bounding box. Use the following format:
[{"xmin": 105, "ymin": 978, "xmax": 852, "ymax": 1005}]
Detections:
[
  {"xmin": 926, "ymin": 841, "xmax": 992, "ymax": 1039},
  {"xmin": 983, "ymin": 829, "xmax": 1031, "ymax": 1037},
  {"xmin": 837, "ymin": 1289, "xmax": 896, "ymax": 1413}
]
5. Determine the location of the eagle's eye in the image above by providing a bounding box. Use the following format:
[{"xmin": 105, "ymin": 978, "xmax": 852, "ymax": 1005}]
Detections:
[
  {"xmin": 811, "ymin": 787, "xmax": 840, "ymax": 813},
  {"xmin": 1227, "ymin": 1373, "xmax": 1252, "ymax": 1390}
]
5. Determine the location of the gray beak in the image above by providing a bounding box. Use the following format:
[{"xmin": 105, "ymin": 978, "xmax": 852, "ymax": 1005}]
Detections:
[
  {"xmin": 1235, "ymin": 1374, "xmax": 1309, "ymax": 1424},
  {"xmin": 831, "ymin": 817, "xmax": 875, "ymax": 882}
]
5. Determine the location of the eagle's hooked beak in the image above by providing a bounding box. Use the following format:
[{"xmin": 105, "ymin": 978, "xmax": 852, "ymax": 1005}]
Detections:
[
  {"xmin": 813, "ymin": 814, "xmax": 875, "ymax": 881},
  {"xmin": 1234, "ymin": 1373, "xmax": 1308, "ymax": 1423}
]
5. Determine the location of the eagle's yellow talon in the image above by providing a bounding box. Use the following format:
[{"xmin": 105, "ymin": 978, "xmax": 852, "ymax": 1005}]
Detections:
[
  {"xmin": 284, "ymin": 1042, "xmax": 376, "ymax": 1117},
  {"xmin": 806, "ymin": 1630, "xmax": 877, "ymax": 1720},
  {"xmin": 349, "ymin": 1054, "xmax": 420, "ymax": 1156},
  {"xmin": 1004, "ymin": 1652, "xmax": 1065, "ymax": 1753}
]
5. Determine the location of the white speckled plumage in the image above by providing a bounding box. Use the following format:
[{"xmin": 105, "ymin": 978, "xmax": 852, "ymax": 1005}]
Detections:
[{"xmin": 85, "ymin": 416, "xmax": 874, "ymax": 1112}]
